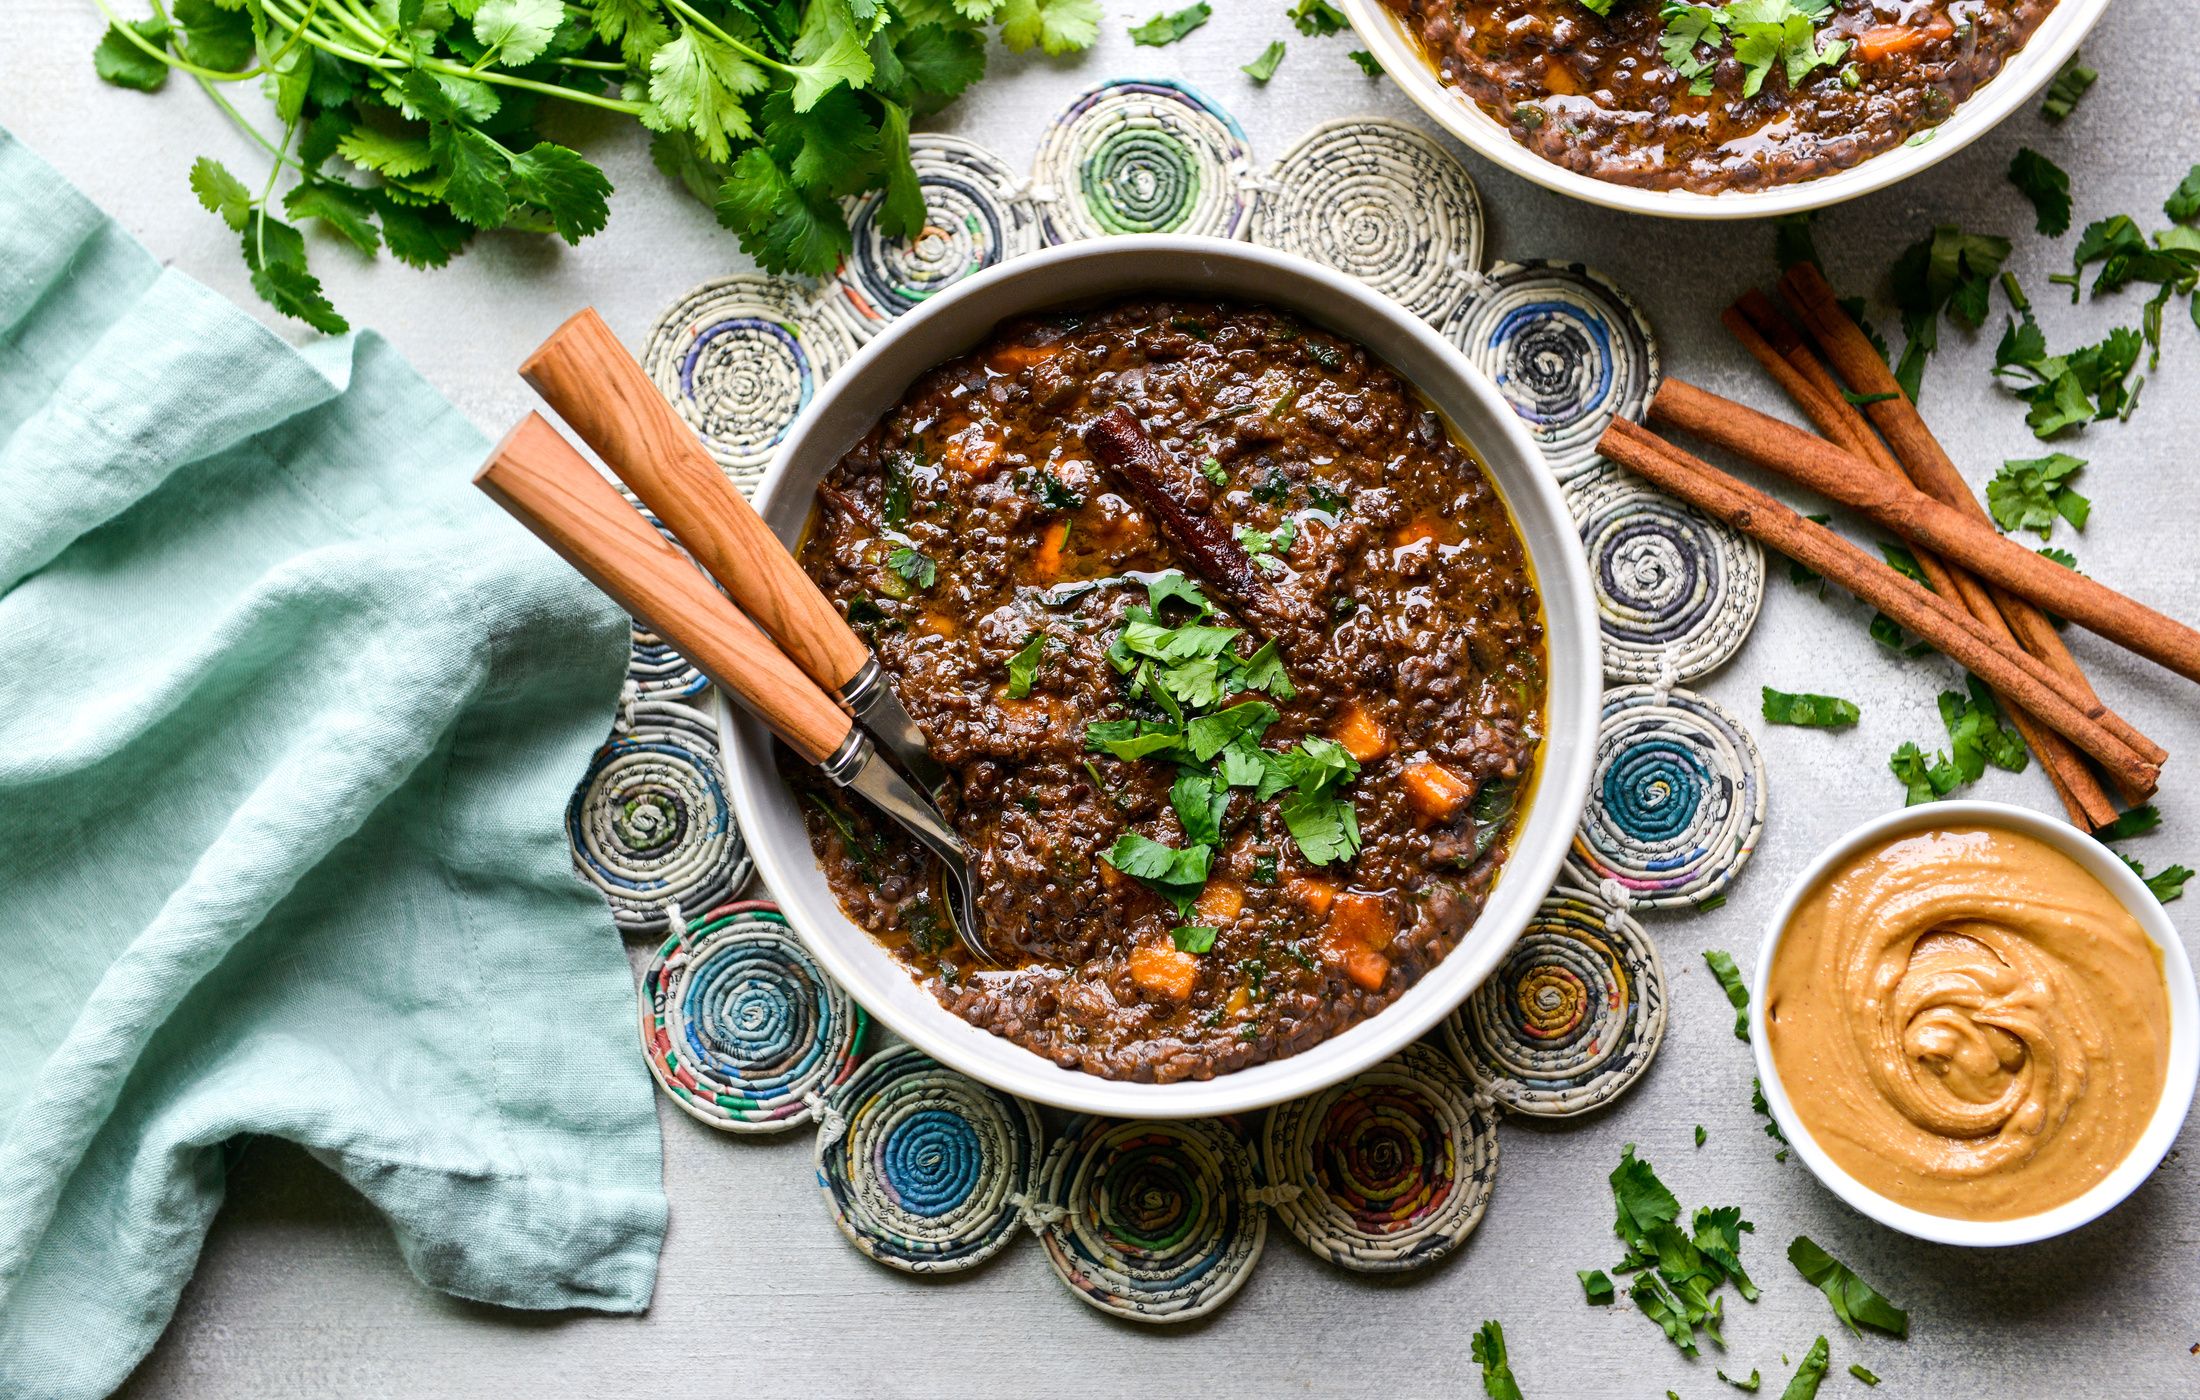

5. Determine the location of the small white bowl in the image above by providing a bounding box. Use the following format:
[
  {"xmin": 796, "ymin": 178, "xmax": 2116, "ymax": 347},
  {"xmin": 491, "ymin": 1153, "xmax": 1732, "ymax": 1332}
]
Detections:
[
  {"xmin": 1750, "ymin": 799, "xmax": 2199, "ymax": 1246},
  {"xmin": 718, "ymin": 236, "xmax": 1601, "ymax": 1118},
  {"xmin": 1342, "ymin": 0, "xmax": 2115, "ymax": 220}
]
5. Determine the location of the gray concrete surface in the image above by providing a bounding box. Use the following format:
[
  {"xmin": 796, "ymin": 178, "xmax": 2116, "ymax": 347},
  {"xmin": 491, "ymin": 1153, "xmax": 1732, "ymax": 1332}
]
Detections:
[{"xmin": 7, "ymin": 1, "xmax": 2198, "ymax": 1395}]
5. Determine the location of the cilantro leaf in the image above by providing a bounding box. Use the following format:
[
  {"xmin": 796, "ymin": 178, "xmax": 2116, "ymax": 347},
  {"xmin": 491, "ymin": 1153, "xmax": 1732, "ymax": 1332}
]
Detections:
[
  {"xmin": 1772, "ymin": 208, "xmax": 1822, "ymax": 271},
  {"xmin": 1006, "ymin": 634, "xmax": 1046, "ymax": 699},
  {"xmin": 1146, "ymin": 571, "xmax": 1213, "ymax": 616},
  {"xmin": 189, "ymin": 157, "xmax": 254, "ymax": 233},
  {"xmin": 1987, "ymin": 453, "xmax": 2089, "ymax": 536},
  {"xmin": 875, "ymin": 101, "xmax": 927, "ymax": 239},
  {"xmin": 1938, "ymin": 676, "xmax": 2027, "ymax": 782},
  {"xmin": 473, "ymin": 0, "xmax": 565, "ymax": 69},
  {"xmin": 2040, "ymin": 55, "xmax": 2096, "ymax": 122},
  {"xmin": 1280, "ymin": 786, "xmax": 1360, "ymax": 866},
  {"xmin": 2007, "ymin": 147, "xmax": 2072, "ymax": 237},
  {"xmin": 1171, "ymin": 924, "xmax": 1218, "ymax": 953},
  {"xmin": 2096, "ymin": 804, "xmax": 2161, "ymax": 842},
  {"xmin": 508, "ymin": 143, "xmax": 613, "ymax": 244},
  {"xmin": 999, "ymin": 0, "xmax": 1101, "ymax": 55},
  {"xmin": 1890, "ymin": 225, "xmax": 2011, "ymax": 401},
  {"xmin": 283, "ymin": 181, "xmax": 382, "ymax": 256},
  {"xmin": 1084, "ymin": 718, "xmax": 1185, "ymax": 762},
  {"xmin": 1579, "ymin": 1269, "xmax": 1615, "ymax": 1304},
  {"xmin": 886, "ymin": 543, "xmax": 937, "ymax": 589},
  {"xmin": 1290, "ymin": 0, "xmax": 1350, "ymax": 36},
  {"xmin": 649, "ymin": 29, "xmax": 766, "ymax": 164},
  {"xmin": 1703, "ymin": 949, "xmax": 1751, "ymax": 1041},
  {"xmin": 1185, "ymin": 701, "xmax": 1278, "ymax": 761},
  {"xmin": 1720, "ymin": 1370, "xmax": 1763, "ymax": 1392},
  {"xmin": 1760, "ymin": 687, "xmax": 1859, "ymax": 728},
  {"xmin": 788, "ymin": 0, "xmax": 877, "ymax": 112},
  {"xmin": 1102, "ymin": 831, "xmax": 1211, "ymax": 911},
  {"xmin": 715, "ymin": 147, "xmax": 853, "ymax": 277},
  {"xmin": 1470, "ymin": 1321, "xmax": 1525, "ymax": 1400},
  {"xmin": 1130, "ymin": 3, "xmax": 1210, "ymax": 45},
  {"xmin": 1788, "ymin": 1236, "xmax": 1909, "ymax": 1338},
  {"xmin": 1780, "ymin": 1337, "xmax": 1832, "ymax": 1400},
  {"xmin": 2169, "ymin": 164, "xmax": 2200, "ymax": 223},
  {"xmin": 2121, "ymin": 855, "xmax": 2192, "ymax": 903},
  {"xmin": 1170, "ymin": 768, "xmax": 1231, "ymax": 847},
  {"xmin": 1242, "ymin": 39, "xmax": 1287, "ymax": 83},
  {"xmin": 1889, "ymin": 740, "xmax": 1961, "ymax": 806},
  {"xmin": 1348, "ymin": 49, "xmax": 1384, "ymax": 75},
  {"xmin": 94, "ymin": 17, "xmax": 171, "ymax": 92},
  {"xmin": 1237, "ymin": 639, "xmax": 1295, "ymax": 700}
]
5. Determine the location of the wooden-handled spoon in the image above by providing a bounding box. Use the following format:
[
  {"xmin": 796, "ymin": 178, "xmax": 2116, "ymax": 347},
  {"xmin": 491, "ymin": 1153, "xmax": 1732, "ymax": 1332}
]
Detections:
[
  {"xmin": 518, "ymin": 309, "xmax": 943, "ymax": 792},
  {"xmin": 477, "ymin": 413, "xmax": 995, "ymax": 962}
]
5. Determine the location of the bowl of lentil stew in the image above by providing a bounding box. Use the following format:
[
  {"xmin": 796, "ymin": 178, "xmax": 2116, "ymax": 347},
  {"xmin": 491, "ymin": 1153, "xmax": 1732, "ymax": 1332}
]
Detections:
[
  {"xmin": 1343, "ymin": 0, "xmax": 2113, "ymax": 216},
  {"xmin": 719, "ymin": 238, "xmax": 1600, "ymax": 1117}
]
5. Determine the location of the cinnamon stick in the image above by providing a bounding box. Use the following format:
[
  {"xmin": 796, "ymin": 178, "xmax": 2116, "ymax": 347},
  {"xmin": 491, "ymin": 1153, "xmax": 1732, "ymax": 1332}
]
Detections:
[
  {"xmin": 1777, "ymin": 263, "xmax": 2168, "ymax": 784},
  {"xmin": 1598, "ymin": 419, "xmax": 2161, "ymax": 797},
  {"xmin": 1722, "ymin": 296, "xmax": 2123, "ymax": 826},
  {"xmin": 1085, "ymin": 405, "xmax": 1297, "ymax": 631},
  {"xmin": 1650, "ymin": 378, "xmax": 2200, "ymax": 687}
]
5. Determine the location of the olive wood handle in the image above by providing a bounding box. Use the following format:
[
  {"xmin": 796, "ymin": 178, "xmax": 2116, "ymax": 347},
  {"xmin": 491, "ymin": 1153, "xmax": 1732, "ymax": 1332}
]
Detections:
[
  {"xmin": 476, "ymin": 414, "xmax": 852, "ymax": 766},
  {"xmin": 520, "ymin": 308, "xmax": 872, "ymax": 698}
]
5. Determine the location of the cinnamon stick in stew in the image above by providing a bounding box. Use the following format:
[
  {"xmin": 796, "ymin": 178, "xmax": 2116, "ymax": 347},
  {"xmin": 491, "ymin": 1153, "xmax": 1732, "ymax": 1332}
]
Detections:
[
  {"xmin": 1776, "ymin": 264, "xmax": 2169, "ymax": 785},
  {"xmin": 1599, "ymin": 419, "xmax": 2161, "ymax": 798},
  {"xmin": 1722, "ymin": 296, "xmax": 2126, "ymax": 826},
  {"xmin": 1649, "ymin": 378, "xmax": 2200, "ymax": 687},
  {"xmin": 1084, "ymin": 404, "xmax": 1297, "ymax": 627}
]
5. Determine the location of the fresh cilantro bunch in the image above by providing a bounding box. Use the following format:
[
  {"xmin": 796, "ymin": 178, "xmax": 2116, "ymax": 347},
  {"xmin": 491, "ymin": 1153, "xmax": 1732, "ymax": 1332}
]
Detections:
[
  {"xmin": 91, "ymin": 0, "xmax": 1100, "ymax": 331},
  {"xmin": 1087, "ymin": 572, "xmax": 1363, "ymax": 923},
  {"xmin": 1657, "ymin": 0, "xmax": 1849, "ymax": 99}
]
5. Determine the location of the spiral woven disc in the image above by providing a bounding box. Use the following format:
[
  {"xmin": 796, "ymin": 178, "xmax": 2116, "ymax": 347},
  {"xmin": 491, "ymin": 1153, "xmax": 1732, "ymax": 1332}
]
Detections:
[
  {"xmin": 640, "ymin": 275, "xmax": 858, "ymax": 493},
  {"xmin": 638, "ymin": 902, "xmax": 864, "ymax": 1132},
  {"xmin": 1031, "ymin": 78, "xmax": 1255, "ymax": 244},
  {"xmin": 1259, "ymin": 1043, "xmax": 1499, "ymax": 1273},
  {"xmin": 1248, "ymin": 118, "xmax": 1485, "ymax": 324},
  {"xmin": 1441, "ymin": 260, "xmax": 1659, "ymax": 483},
  {"xmin": 1565, "ymin": 470, "xmax": 1766, "ymax": 685},
  {"xmin": 815, "ymin": 1044, "xmax": 1042, "ymax": 1273},
  {"xmin": 1444, "ymin": 886, "xmax": 1668, "ymax": 1116},
  {"xmin": 832, "ymin": 135, "xmax": 1041, "ymax": 339},
  {"xmin": 1569, "ymin": 685, "xmax": 1768, "ymax": 910},
  {"xmin": 567, "ymin": 699, "xmax": 750, "ymax": 934},
  {"xmin": 1035, "ymin": 1115, "xmax": 1266, "ymax": 1323}
]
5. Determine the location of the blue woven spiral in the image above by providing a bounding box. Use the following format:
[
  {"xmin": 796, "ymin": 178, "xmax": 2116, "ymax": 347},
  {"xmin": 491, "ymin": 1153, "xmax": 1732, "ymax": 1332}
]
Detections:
[
  {"xmin": 1569, "ymin": 685, "xmax": 1767, "ymax": 909},
  {"xmin": 567, "ymin": 699, "xmax": 749, "ymax": 934},
  {"xmin": 639, "ymin": 904, "xmax": 863, "ymax": 1132},
  {"xmin": 816, "ymin": 1044, "xmax": 1040, "ymax": 1273},
  {"xmin": 832, "ymin": 135, "xmax": 1041, "ymax": 338}
]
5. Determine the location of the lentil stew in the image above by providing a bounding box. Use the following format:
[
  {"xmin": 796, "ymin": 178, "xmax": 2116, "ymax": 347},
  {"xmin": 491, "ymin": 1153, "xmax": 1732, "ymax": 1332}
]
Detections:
[
  {"xmin": 1378, "ymin": 0, "xmax": 2060, "ymax": 193},
  {"xmin": 787, "ymin": 297, "xmax": 1547, "ymax": 1083}
]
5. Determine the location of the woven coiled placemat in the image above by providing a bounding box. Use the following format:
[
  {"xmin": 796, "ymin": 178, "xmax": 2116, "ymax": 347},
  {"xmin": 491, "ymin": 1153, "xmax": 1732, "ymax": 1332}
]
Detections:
[
  {"xmin": 1258, "ymin": 1042, "xmax": 1499, "ymax": 1273},
  {"xmin": 639, "ymin": 901, "xmax": 864, "ymax": 1132},
  {"xmin": 1442, "ymin": 260, "xmax": 1659, "ymax": 484},
  {"xmin": 639, "ymin": 275, "xmax": 859, "ymax": 493},
  {"xmin": 815, "ymin": 1044, "xmax": 1043, "ymax": 1274},
  {"xmin": 1031, "ymin": 78, "xmax": 1255, "ymax": 244},
  {"xmin": 1248, "ymin": 117, "xmax": 1484, "ymax": 324},
  {"xmin": 832, "ymin": 135, "xmax": 1042, "ymax": 339},
  {"xmin": 618, "ymin": 493, "xmax": 710, "ymax": 700},
  {"xmin": 1565, "ymin": 470, "xmax": 1766, "ymax": 685},
  {"xmin": 1568, "ymin": 685, "xmax": 1768, "ymax": 910},
  {"xmin": 1444, "ymin": 886, "xmax": 1668, "ymax": 1116},
  {"xmin": 1034, "ymin": 1115, "xmax": 1266, "ymax": 1323},
  {"xmin": 566, "ymin": 699, "xmax": 749, "ymax": 935}
]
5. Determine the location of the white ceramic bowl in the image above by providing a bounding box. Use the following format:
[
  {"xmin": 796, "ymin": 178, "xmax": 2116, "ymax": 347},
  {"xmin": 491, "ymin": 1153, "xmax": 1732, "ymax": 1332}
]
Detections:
[
  {"xmin": 717, "ymin": 236, "xmax": 1601, "ymax": 1118},
  {"xmin": 1750, "ymin": 799, "xmax": 2199, "ymax": 1246},
  {"xmin": 1343, "ymin": 0, "xmax": 2115, "ymax": 219}
]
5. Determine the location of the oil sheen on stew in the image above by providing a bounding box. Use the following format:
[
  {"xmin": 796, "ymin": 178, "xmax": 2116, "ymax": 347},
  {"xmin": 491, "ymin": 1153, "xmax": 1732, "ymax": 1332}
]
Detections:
[
  {"xmin": 1379, "ymin": 0, "xmax": 2059, "ymax": 192},
  {"xmin": 787, "ymin": 298, "xmax": 1546, "ymax": 1083}
]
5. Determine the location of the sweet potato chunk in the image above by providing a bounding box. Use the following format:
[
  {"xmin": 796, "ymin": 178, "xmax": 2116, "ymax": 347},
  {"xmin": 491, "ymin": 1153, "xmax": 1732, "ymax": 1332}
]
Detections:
[
  {"xmin": 1327, "ymin": 891, "xmax": 1395, "ymax": 953},
  {"xmin": 1129, "ymin": 943, "xmax": 1200, "ymax": 1003},
  {"xmin": 1331, "ymin": 703, "xmax": 1392, "ymax": 763},
  {"xmin": 1401, "ymin": 761, "xmax": 1473, "ymax": 824},
  {"xmin": 1033, "ymin": 518, "xmax": 1071, "ymax": 581},
  {"xmin": 1341, "ymin": 945, "xmax": 1390, "ymax": 992},
  {"xmin": 1194, "ymin": 879, "xmax": 1244, "ymax": 923},
  {"xmin": 1286, "ymin": 876, "xmax": 1339, "ymax": 916},
  {"xmin": 984, "ymin": 343, "xmax": 1062, "ymax": 374}
]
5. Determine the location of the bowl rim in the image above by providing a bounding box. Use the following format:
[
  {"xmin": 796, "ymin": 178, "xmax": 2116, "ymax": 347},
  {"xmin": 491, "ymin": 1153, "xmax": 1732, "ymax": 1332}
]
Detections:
[
  {"xmin": 1339, "ymin": 0, "xmax": 2117, "ymax": 220},
  {"xmin": 1749, "ymin": 798, "xmax": 2200, "ymax": 1247},
  {"xmin": 717, "ymin": 233, "xmax": 1602, "ymax": 1118}
]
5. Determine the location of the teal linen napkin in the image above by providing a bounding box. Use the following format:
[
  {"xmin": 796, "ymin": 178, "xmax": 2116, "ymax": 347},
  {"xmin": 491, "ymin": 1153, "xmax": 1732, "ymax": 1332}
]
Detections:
[{"xmin": 0, "ymin": 129, "xmax": 666, "ymax": 1399}]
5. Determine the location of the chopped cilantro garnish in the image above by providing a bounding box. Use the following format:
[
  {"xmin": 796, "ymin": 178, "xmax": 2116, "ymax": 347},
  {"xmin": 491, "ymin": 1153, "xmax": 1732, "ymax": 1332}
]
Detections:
[
  {"xmin": 1199, "ymin": 455, "xmax": 1229, "ymax": 487},
  {"xmin": 2096, "ymin": 804, "xmax": 2162, "ymax": 842},
  {"xmin": 1848, "ymin": 1365, "xmax": 1880, "ymax": 1388},
  {"xmin": 2121, "ymin": 855, "xmax": 2192, "ymax": 903},
  {"xmin": 1579, "ymin": 1268, "xmax": 1615, "ymax": 1304},
  {"xmin": 1289, "ymin": 0, "xmax": 1349, "ymax": 37},
  {"xmin": 1890, "ymin": 225, "xmax": 2011, "ymax": 402},
  {"xmin": 2040, "ymin": 55, "xmax": 2096, "ymax": 122},
  {"xmin": 1241, "ymin": 39, "xmax": 1286, "ymax": 83},
  {"xmin": 1605, "ymin": 1145, "xmax": 1758, "ymax": 1356},
  {"xmin": 2168, "ymin": 164, "xmax": 2200, "ymax": 223},
  {"xmin": 1170, "ymin": 923, "xmax": 1218, "ymax": 953},
  {"xmin": 1030, "ymin": 469, "xmax": 1084, "ymax": 512},
  {"xmin": 1760, "ymin": 688, "xmax": 1860, "ymax": 728},
  {"xmin": 1170, "ymin": 768, "xmax": 1231, "ymax": 847},
  {"xmin": 1703, "ymin": 949, "xmax": 1752, "ymax": 1041},
  {"xmin": 1788, "ymin": 1237, "xmax": 1908, "ymax": 1338},
  {"xmin": 1719, "ymin": 1369, "xmax": 1762, "ymax": 1392},
  {"xmin": 1236, "ymin": 518, "xmax": 1299, "ymax": 571},
  {"xmin": 1780, "ymin": 1337, "xmax": 1832, "ymax": 1400},
  {"xmin": 1469, "ymin": 1320, "xmax": 1525, "ymax": 1400},
  {"xmin": 2007, "ymin": 147, "xmax": 2072, "ymax": 237},
  {"xmin": 1128, "ymin": 3, "xmax": 1210, "ymax": 47},
  {"xmin": 1347, "ymin": 49, "xmax": 1385, "ymax": 76},
  {"xmin": 1695, "ymin": 1124, "xmax": 1709, "ymax": 1147},
  {"xmin": 1993, "ymin": 276, "xmax": 2147, "ymax": 433},
  {"xmin": 1102, "ymin": 831, "xmax": 1212, "ymax": 915},
  {"xmin": 1006, "ymin": 634, "xmax": 1046, "ymax": 699},
  {"xmin": 1987, "ymin": 453, "xmax": 2089, "ymax": 536},
  {"xmin": 886, "ymin": 544, "xmax": 936, "ymax": 590}
]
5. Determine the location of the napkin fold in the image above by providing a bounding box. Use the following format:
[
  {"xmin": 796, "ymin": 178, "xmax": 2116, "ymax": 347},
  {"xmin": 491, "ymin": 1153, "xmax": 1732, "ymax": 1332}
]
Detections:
[{"xmin": 0, "ymin": 128, "xmax": 665, "ymax": 1400}]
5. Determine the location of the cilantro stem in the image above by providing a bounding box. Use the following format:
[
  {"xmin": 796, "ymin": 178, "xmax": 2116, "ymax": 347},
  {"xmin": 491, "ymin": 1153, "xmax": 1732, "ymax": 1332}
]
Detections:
[
  {"xmin": 196, "ymin": 74, "xmax": 308, "ymax": 174},
  {"xmin": 253, "ymin": 115, "xmax": 299, "ymax": 273},
  {"xmin": 663, "ymin": 0, "xmax": 798, "ymax": 75}
]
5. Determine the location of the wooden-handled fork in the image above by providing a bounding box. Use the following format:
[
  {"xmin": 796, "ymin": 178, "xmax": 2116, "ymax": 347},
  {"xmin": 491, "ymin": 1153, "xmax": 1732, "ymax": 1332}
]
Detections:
[
  {"xmin": 476, "ymin": 413, "xmax": 994, "ymax": 962},
  {"xmin": 518, "ymin": 309, "xmax": 943, "ymax": 793}
]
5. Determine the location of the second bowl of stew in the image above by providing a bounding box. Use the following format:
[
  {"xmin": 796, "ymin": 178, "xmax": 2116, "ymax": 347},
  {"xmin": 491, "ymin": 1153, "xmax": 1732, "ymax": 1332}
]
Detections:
[{"xmin": 720, "ymin": 237, "xmax": 1601, "ymax": 1118}]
